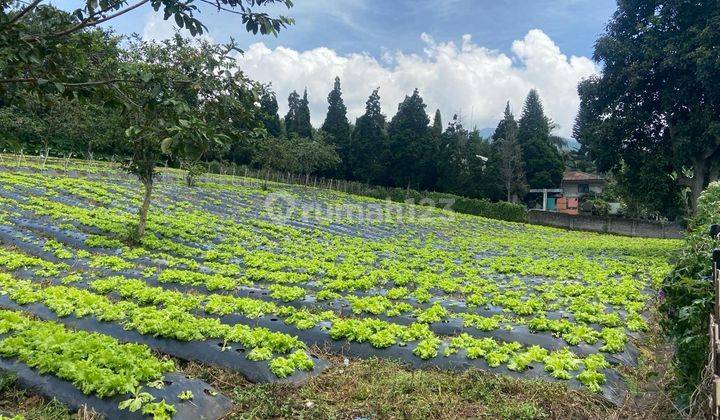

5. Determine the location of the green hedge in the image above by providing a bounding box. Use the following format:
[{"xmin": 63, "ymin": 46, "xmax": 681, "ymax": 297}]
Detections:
[
  {"xmin": 661, "ymin": 181, "xmax": 720, "ymax": 408},
  {"xmin": 359, "ymin": 186, "xmax": 528, "ymax": 223}
]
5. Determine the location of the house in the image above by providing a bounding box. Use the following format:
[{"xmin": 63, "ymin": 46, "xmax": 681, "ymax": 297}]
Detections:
[
  {"xmin": 531, "ymin": 171, "xmax": 608, "ymax": 215},
  {"xmin": 561, "ymin": 171, "xmax": 606, "ymax": 198},
  {"xmin": 556, "ymin": 171, "xmax": 607, "ymax": 215}
]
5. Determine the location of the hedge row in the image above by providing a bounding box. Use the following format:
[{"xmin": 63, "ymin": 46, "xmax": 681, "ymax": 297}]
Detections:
[
  {"xmin": 661, "ymin": 181, "xmax": 720, "ymax": 411},
  {"xmin": 358, "ymin": 186, "xmax": 529, "ymax": 223}
]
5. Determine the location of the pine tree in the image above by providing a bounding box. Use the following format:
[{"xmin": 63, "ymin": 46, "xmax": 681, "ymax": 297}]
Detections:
[
  {"xmin": 435, "ymin": 114, "xmax": 466, "ymax": 193},
  {"xmin": 284, "ymin": 90, "xmax": 300, "ymax": 139},
  {"xmin": 259, "ymin": 89, "xmax": 282, "ymax": 137},
  {"xmin": 348, "ymin": 88, "xmax": 387, "ymax": 183},
  {"xmin": 517, "ymin": 89, "xmax": 563, "ymax": 189},
  {"xmin": 296, "ymin": 89, "xmax": 313, "ymax": 138},
  {"xmin": 485, "ymin": 101, "xmax": 526, "ymax": 201},
  {"xmin": 321, "ymin": 77, "xmax": 351, "ymax": 176},
  {"xmin": 496, "ymin": 127, "xmax": 527, "ymax": 202},
  {"xmin": 431, "ymin": 109, "xmax": 443, "ymax": 138},
  {"xmin": 384, "ymin": 89, "xmax": 433, "ymax": 189},
  {"xmin": 492, "ymin": 102, "xmax": 518, "ymax": 143}
]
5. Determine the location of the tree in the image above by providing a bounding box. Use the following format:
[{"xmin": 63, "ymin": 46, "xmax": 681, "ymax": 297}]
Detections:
[
  {"xmin": 321, "ymin": 76, "xmax": 351, "ymax": 176},
  {"xmin": 252, "ymin": 133, "xmax": 340, "ymax": 175},
  {"xmin": 0, "ymin": 1, "xmax": 294, "ymax": 239},
  {"xmin": 575, "ymin": 0, "xmax": 720, "ymax": 216},
  {"xmin": 384, "ymin": 89, "xmax": 434, "ymax": 189},
  {"xmin": 259, "ymin": 88, "xmax": 282, "ymax": 137},
  {"xmin": 487, "ymin": 102, "xmax": 527, "ymax": 202},
  {"xmin": 348, "ymin": 88, "xmax": 386, "ymax": 183},
  {"xmin": 0, "ymin": 0, "xmax": 293, "ymax": 89},
  {"xmin": 492, "ymin": 102, "xmax": 518, "ymax": 144},
  {"xmin": 517, "ymin": 90, "xmax": 563, "ymax": 189},
  {"xmin": 296, "ymin": 88, "xmax": 313, "ymax": 139},
  {"xmin": 431, "ymin": 109, "xmax": 443, "ymax": 138},
  {"xmin": 284, "ymin": 90, "xmax": 301, "ymax": 139},
  {"xmin": 435, "ymin": 114, "xmax": 468, "ymax": 194},
  {"xmin": 496, "ymin": 127, "xmax": 527, "ymax": 202}
]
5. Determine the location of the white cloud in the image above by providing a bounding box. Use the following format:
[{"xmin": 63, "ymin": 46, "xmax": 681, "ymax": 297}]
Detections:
[
  {"xmin": 142, "ymin": 12, "xmax": 214, "ymax": 43},
  {"xmin": 235, "ymin": 29, "xmax": 599, "ymax": 137},
  {"xmin": 142, "ymin": 13, "xmax": 176, "ymax": 41}
]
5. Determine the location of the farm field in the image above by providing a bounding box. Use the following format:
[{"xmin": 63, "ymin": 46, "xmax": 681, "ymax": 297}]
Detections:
[{"xmin": 0, "ymin": 159, "xmax": 681, "ymax": 419}]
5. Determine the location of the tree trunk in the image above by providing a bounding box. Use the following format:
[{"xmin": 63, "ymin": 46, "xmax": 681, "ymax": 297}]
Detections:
[{"xmin": 137, "ymin": 180, "xmax": 153, "ymax": 238}]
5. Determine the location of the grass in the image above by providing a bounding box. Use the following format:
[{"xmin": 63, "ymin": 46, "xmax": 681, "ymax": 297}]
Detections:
[{"xmin": 0, "ymin": 373, "xmax": 74, "ymax": 420}]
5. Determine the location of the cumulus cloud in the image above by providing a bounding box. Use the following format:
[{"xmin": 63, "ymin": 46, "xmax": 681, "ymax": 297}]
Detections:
[
  {"xmin": 142, "ymin": 13, "xmax": 176, "ymax": 41},
  {"xmin": 236, "ymin": 29, "xmax": 598, "ymax": 138},
  {"xmin": 142, "ymin": 12, "xmax": 214, "ymax": 43}
]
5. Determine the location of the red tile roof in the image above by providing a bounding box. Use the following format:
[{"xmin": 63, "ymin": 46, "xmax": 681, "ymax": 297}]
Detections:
[{"xmin": 563, "ymin": 171, "xmax": 604, "ymax": 182}]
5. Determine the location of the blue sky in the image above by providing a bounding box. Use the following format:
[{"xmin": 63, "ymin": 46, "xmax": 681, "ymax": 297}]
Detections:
[
  {"xmin": 53, "ymin": 0, "xmax": 615, "ymax": 59},
  {"xmin": 50, "ymin": 0, "xmax": 617, "ymax": 136}
]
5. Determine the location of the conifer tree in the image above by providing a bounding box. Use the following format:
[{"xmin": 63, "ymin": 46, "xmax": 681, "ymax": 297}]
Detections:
[
  {"xmin": 284, "ymin": 90, "xmax": 300, "ymax": 139},
  {"xmin": 485, "ymin": 101, "xmax": 526, "ymax": 201},
  {"xmin": 517, "ymin": 89, "xmax": 563, "ymax": 189},
  {"xmin": 384, "ymin": 89, "xmax": 433, "ymax": 189},
  {"xmin": 348, "ymin": 88, "xmax": 387, "ymax": 183},
  {"xmin": 322, "ymin": 77, "xmax": 351, "ymax": 176},
  {"xmin": 431, "ymin": 109, "xmax": 443, "ymax": 138},
  {"xmin": 296, "ymin": 88, "xmax": 313, "ymax": 138},
  {"xmin": 259, "ymin": 89, "xmax": 282, "ymax": 137}
]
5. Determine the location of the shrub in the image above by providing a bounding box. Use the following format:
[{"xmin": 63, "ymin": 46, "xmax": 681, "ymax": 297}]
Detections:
[
  {"xmin": 360, "ymin": 186, "xmax": 528, "ymax": 223},
  {"xmin": 661, "ymin": 181, "xmax": 720, "ymax": 407}
]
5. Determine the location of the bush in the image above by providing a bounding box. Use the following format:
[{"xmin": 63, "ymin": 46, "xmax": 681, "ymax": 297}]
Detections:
[
  {"xmin": 360, "ymin": 186, "xmax": 528, "ymax": 223},
  {"xmin": 661, "ymin": 181, "xmax": 720, "ymax": 407}
]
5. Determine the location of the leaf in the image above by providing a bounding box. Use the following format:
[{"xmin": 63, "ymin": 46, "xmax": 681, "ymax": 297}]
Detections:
[{"xmin": 160, "ymin": 138, "xmax": 174, "ymax": 155}]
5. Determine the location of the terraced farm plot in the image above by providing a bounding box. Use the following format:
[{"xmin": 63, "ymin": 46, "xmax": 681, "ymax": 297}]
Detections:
[{"xmin": 0, "ymin": 161, "xmax": 680, "ymax": 417}]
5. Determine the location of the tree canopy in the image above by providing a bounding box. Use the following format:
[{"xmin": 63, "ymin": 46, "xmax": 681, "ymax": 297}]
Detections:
[
  {"xmin": 574, "ymin": 0, "xmax": 720, "ymax": 217},
  {"xmin": 322, "ymin": 77, "xmax": 351, "ymax": 177},
  {"xmin": 517, "ymin": 89, "xmax": 563, "ymax": 189}
]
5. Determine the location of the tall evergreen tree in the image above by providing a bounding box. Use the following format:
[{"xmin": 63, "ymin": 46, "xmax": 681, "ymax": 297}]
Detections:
[
  {"xmin": 517, "ymin": 89, "xmax": 563, "ymax": 189},
  {"xmin": 496, "ymin": 127, "xmax": 527, "ymax": 202},
  {"xmin": 259, "ymin": 89, "xmax": 282, "ymax": 137},
  {"xmin": 485, "ymin": 102, "xmax": 526, "ymax": 201},
  {"xmin": 384, "ymin": 89, "xmax": 434, "ymax": 189},
  {"xmin": 435, "ymin": 114, "xmax": 467, "ymax": 193},
  {"xmin": 348, "ymin": 88, "xmax": 387, "ymax": 183},
  {"xmin": 431, "ymin": 109, "xmax": 443, "ymax": 138},
  {"xmin": 492, "ymin": 102, "xmax": 518, "ymax": 143},
  {"xmin": 296, "ymin": 89, "xmax": 313, "ymax": 138},
  {"xmin": 284, "ymin": 90, "xmax": 300, "ymax": 139},
  {"xmin": 321, "ymin": 76, "xmax": 351, "ymax": 176}
]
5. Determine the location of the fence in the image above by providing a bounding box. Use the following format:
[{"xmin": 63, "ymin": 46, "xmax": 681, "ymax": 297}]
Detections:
[
  {"xmin": 528, "ymin": 209, "xmax": 685, "ymax": 239},
  {"xmin": 709, "ymin": 225, "xmax": 720, "ymax": 419},
  {"xmin": 0, "ymin": 153, "xmax": 529, "ymax": 223}
]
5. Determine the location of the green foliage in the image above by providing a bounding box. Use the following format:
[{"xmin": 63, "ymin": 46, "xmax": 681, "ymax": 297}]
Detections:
[
  {"xmin": 0, "ymin": 310, "xmax": 174, "ymax": 399},
  {"xmin": 252, "ymin": 132, "xmax": 341, "ymax": 175},
  {"xmin": 383, "ymin": 88, "xmax": 433, "ymax": 189},
  {"xmin": 259, "ymin": 88, "xmax": 282, "ymax": 137},
  {"xmin": 285, "ymin": 89, "xmax": 313, "ymax": 139},
  {"xmin": 359, "ymin": 186, "xmax": 528, "ymax": 223},
  {"xmin": 142, "ymin": 400, "xmax": 176, "ymax": 420},
  {"xmin": 517, "ymin": 90, "xmax": 563, "ymax": 190},
  {"xmin": 177, "ymin": 390, "xmax": 194, "ymax": 401},
  {"xmin": 575, "ymin": 0, "xmax": 720, "ymax": 217},
  {"xmin": 321, "ymin": 77, "xmax": 351, "ymax": 177},
  {"xmin": 485, "ymin": 103, "xmax": 527, "ymax": 202},
  {"xmin": 661, "ymin": 181, "xmax": 720, "ymax": 401}
]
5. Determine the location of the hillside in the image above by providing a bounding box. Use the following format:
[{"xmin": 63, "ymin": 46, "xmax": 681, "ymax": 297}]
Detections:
[{"xmin": 0, "ymin": 159, "xmax": 681, "ymax": 418}]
